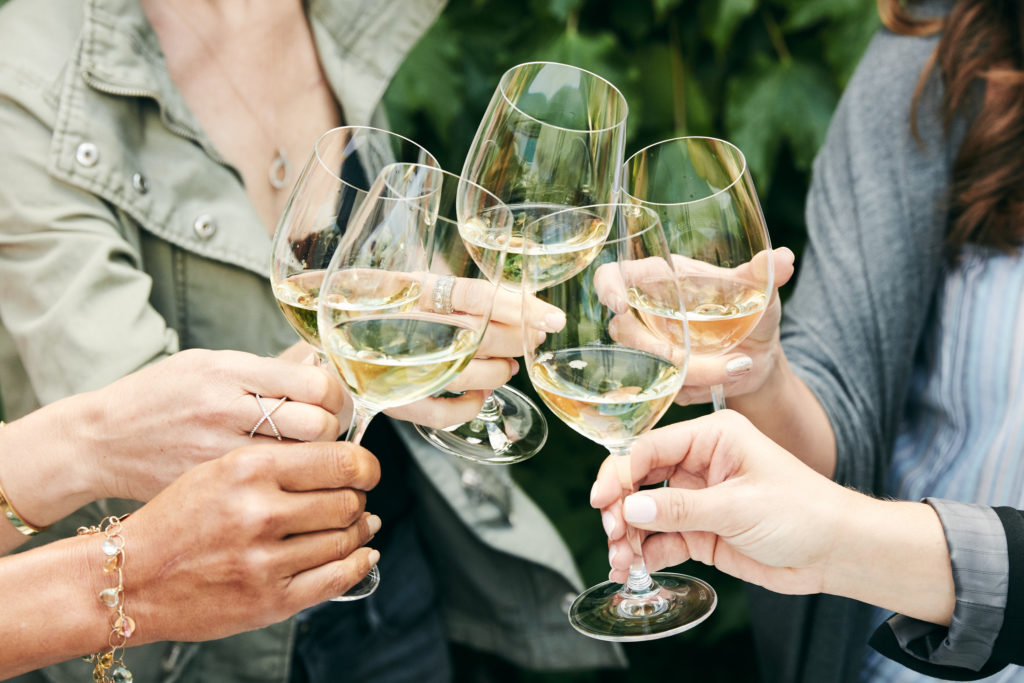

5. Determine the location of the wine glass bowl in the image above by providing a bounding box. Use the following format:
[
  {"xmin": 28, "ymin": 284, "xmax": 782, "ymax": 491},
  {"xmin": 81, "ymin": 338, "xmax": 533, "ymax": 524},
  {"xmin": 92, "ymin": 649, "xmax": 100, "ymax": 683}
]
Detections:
[{"xmin": 623, "ymin": 137, "xmax": 773, "ymax": 410}]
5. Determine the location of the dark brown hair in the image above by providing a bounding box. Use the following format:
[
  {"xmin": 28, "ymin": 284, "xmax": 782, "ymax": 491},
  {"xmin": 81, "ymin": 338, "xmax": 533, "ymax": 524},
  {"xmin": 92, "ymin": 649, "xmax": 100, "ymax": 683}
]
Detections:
[{"xmin": 879, "ymin": 0, "xmax": 1024, "ymax": 255}]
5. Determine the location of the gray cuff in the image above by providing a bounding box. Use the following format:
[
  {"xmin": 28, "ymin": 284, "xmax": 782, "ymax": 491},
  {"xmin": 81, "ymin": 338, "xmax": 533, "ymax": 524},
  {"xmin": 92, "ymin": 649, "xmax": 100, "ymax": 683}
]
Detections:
[{"xmin": 885, "ymin": 499, "xmax": 1008, "ymax": 670}]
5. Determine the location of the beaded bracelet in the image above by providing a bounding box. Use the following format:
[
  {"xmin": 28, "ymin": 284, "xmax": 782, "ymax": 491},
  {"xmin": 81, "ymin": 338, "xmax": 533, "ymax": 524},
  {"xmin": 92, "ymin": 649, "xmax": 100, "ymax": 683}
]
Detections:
[
  {"xmin": 78, "ymin": 515, "xmax": 135, "ymax": 683},
  {"xmin": 0, "ymin": 421, "xmax": 49, "ymax": 536}
]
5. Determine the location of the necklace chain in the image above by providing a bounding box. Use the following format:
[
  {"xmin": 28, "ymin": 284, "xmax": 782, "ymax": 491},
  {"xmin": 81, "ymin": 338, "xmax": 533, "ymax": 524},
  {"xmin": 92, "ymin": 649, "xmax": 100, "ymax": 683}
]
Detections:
[{"xmin": 154, "ymin": 2, "xmax": 292, "ymax": 191}]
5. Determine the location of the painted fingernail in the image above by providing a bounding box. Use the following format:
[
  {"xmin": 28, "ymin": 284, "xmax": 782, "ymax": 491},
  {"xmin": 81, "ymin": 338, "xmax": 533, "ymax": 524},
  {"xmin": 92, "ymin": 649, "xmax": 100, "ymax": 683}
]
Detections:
[
  {"xmin": 602, "ymin": 511, "xmax": 617, "ymax": 537},
  {"xmin": 543, "ymin": 311, "xmax": 566, "ymax": 332},
  {"xmin": 367, "ymin": 549, "xmax": 381, "ymax": 566},
  {"xmin": 608, "ymin": 544, "xmax": 617, "ymax": 565},
  {"xmin": 366, "ymin": 515, "xmax": 382, "ymax": 535},
  {"xmin": 726, "ymin": 356, "xmax": 753, "ymax": 376},
  {"xmin": 623, "ymin": 494, "xmax": 657, "ymax": 523}
]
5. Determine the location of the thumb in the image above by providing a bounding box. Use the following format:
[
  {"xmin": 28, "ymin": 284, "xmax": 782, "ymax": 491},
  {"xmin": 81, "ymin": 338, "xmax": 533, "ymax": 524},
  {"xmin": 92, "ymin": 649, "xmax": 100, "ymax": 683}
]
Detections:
[{"xmin": 622, "ymin": 487, "xmax": 724, "ymax": 535}]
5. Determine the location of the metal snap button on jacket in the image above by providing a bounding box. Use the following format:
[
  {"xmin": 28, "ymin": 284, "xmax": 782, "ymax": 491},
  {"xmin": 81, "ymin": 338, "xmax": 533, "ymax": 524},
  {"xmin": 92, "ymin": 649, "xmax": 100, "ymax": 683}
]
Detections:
[
  {"xmin": 131, "ymin": 172, "xmax": 150, "ymax": 194},
  {"xmin": 192, "ymin": 214, "xmax": 217, "ymax": 239},
  {"xmin": 75, "ymin": 142, "xmax": 99, "ymax": 167}
]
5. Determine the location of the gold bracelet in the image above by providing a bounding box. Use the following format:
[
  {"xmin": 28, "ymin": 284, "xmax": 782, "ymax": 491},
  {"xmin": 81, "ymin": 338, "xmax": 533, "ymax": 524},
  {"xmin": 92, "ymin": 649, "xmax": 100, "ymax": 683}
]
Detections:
[
  {"xmin": 0, "ymin": 421, "xmax": 49, "ymax": 536},
  {"xmin": 78, "ymin": 515, "xmax": 135, "ymax": 683}
]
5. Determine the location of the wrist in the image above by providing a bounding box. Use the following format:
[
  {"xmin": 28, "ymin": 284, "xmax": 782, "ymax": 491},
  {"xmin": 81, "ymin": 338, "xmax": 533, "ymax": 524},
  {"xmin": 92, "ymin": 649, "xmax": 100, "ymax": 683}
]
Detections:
[
  {"xmin": 823, "ymin": 495, "xmax": 954, "ymax": 625},
  {"xmin": 0, "ymin": 398, "xmax": 97, "ymax": 528}
]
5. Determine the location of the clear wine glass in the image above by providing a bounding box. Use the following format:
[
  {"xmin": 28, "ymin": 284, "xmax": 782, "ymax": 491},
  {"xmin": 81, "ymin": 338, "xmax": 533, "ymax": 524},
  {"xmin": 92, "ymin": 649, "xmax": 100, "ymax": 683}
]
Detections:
[
  {"xmin": 270, "ymin": 126, "xmax": 439, "ymax": 600},
  {"xmin": 416, "ymin": 60, "xmax": 630, "ymax": 465},
  {"xmin": 622, "ymin": 136, "xmax": 773, "ymax": 411},
  {"xmin": 317, "ymin": 162, "xmax": 510, "ymax": 592},
  {"xmin": 522, "ymin": 203, "xmax": 717, "ymax": 641}
]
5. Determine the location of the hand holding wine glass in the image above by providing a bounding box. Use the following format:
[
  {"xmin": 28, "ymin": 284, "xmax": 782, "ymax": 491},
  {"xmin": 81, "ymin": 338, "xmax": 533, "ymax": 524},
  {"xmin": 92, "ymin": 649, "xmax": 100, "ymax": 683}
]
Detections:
[{"xmin": 522, "ymin": 204, "xmax": 716, "ymax": 642}]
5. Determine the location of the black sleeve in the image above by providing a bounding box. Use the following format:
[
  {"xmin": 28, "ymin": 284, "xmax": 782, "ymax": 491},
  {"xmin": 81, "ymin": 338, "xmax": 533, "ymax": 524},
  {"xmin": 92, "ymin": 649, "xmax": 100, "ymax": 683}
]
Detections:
[{"xmin": 868, "ymin": 506, "xmax": 1024, "ymax": 679}]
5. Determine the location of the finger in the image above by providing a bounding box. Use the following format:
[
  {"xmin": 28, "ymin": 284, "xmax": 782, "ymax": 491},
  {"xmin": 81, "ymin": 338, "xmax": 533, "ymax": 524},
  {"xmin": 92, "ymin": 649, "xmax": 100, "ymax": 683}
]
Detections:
[
  {"xmin": 607, "ymin": 312, "xmax": 684, "ymax": 365},
  {"xmin": 678, "ymin": 353, "xmax": 754, "ymax": 393},
  {"xmin": 384, "ymin": 390, "xmax": 487, "ymax": 429},
  {"xmin": 593, "ymin": 261, "xmax": 629, "ymax": 313},
  {"xmin": 442, "ymin": 358, "xmax": 517, "ymax": 393},
  {"xmin": 590, "ymin": 451, "xmax": 675, "ymax": 511},
  {"xmin": 272, "ymin": 441, "xmax": 381, "ymax": 492},
  {"xmin": 278, "ymin": 513, "xmax": 379, "ymax": 576},
  {"xmin": 277, "ymin": 488, "xmax": 368, "ymax": 536},
  {"xmin": 242, "ymin": 396, "xmax": 342, "ymax": 442},
  {"xmin": 478, "ymin": 321, "xmax": 539, "ymax": 359},
  {"xmin": 484, "ymin": 287, "xmax": 565, "ymax": 332},
  {"xmin": 286, "ymin": 546, "xmax": 381, "ymax": 606},
  {"xmin": 241, "ymin": 355, "xmax": 347, "ymax": 415},
  {"xmin": 620, "ymin": 487, "xmax": 728, "ymax": 535},
  {"xmin": 608, "ymin": 532, "xmax": 692, "ymax": 583}
]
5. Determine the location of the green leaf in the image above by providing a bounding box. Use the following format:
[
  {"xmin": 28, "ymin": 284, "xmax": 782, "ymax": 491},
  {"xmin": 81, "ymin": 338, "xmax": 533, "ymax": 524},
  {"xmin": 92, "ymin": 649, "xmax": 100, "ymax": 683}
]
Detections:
[
  {"xmin": 821, "ymin": 7, "xmax": 881, "ymax": 85},
  {"xmin": 529, "ymin": 0, "xmax": 583, "ymax": 22},
  {"xmin": 783, "ymin": 0, "xmax": 870, "ymax": 31},
  {"xmin": 383, "ymin": 15, "xmax": 464, "ymax": 149},
  {"xmin": 702, "ymin": 0, "xmax": 759, "ymax": 54},
  {"xmin": 653, "ymin": 0, "xmax": 684, "ymax": 20},
  {"xmin": 725, "ymin": 57, "xmax": 837, "ymax": 191}
]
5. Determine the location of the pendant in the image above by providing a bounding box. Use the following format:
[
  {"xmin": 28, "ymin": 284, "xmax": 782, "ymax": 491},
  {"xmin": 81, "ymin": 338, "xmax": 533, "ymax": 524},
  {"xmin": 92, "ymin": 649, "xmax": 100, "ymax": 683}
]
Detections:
[{"xmin": 269, "ymin": 147, "xmax": 290, "ymax": 190}]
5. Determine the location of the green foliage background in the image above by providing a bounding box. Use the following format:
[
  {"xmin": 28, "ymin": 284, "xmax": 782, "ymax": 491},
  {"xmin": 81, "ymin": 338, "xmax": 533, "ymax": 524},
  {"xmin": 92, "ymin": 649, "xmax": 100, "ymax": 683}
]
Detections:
[{"xmin": 383, "ymin": 0, "xmax": 880, "ymax": 680}]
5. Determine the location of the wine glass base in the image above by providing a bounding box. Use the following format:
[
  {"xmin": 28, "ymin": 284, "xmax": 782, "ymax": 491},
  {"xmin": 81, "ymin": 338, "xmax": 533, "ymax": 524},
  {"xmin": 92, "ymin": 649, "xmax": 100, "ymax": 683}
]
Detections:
[
  {"xmin": 416, "ymin": 384, "xmax": 548, "ymax": 465},
  {"xmin": 568, "ymin": 572, "xmax": 716, "ymax": 642},
  {"xmin": 329, "ymin": 565, "xmax": 380, "ymax": 602}
]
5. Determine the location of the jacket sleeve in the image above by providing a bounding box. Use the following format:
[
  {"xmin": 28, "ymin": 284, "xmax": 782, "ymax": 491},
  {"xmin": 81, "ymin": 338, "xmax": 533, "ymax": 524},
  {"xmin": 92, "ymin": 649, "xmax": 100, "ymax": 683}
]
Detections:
[
  {"xmin": 779, "ymin": 28, "xmax": 958, "ymax": 494},
  {"xmin": 0, "ymin": 89, "xmax": 177, "ymax": 406},
  {"xmin": 868, "ymin": 503, "xmax": 1024, "ymax": 679}
]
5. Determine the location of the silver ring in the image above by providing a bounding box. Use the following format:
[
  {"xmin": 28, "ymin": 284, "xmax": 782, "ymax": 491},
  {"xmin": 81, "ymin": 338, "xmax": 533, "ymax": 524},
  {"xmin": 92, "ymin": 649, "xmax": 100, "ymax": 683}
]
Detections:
[
  {"xmin": 431, "ymin": 275, "xmax": 455, "ymax": 314},
  {"xmin": 249, "ymin": 393, "xmax": 288, "ymax": 440}
]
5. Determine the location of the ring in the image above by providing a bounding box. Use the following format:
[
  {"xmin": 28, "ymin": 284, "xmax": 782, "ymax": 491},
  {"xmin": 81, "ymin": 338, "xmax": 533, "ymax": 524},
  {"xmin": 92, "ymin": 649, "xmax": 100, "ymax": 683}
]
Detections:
[
  {"xmin": 432, "ymin": 275, "xmax": 455, "ymax": 314},
  {"xmin": 249, "ymin": 394, "xmax": 288, "ymax": 440}
]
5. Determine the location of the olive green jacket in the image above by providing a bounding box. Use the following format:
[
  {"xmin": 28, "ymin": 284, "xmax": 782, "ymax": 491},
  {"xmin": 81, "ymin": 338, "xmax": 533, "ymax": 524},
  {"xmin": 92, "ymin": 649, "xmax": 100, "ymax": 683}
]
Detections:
[{"xmin": 0, "ymin": 0, "xmax": 624, "ymax": 679}]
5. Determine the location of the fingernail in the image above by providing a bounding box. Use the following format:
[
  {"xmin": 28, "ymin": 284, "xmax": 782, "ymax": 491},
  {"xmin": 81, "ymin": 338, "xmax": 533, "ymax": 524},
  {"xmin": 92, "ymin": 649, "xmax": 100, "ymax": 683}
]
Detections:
[
  {"xmin": 609, "ymin": 294, "xmax": 627, "ymax": 314},
  {"xmin": 726, "ymin": 356, "xmax": 753, "ymax": 376},
  {"xmin": 367, "ymin": 549, "xmax": 381, "ymax": 566},
  {"xmin": 589, "ymin": 481, "xmax": 599, "ymax": 507},
  {"xmin": 542, "ymin": 311, "xmax": 565, "ymax": 332},
  {"xmin": 534, "ymin": 330, "xmax": 547, "ymax": 346},
  {"xmin": 601, "ymin": 511, "xmax": 617, "ymax": 537},
  {"xmin": 508, "ymin": 359, "xmax": 520, "ymax": 375},
  {"xmin": 367, "ymin": 515, "xmax": 382, "ymax": 535},
  {"xmin": 608, "ymin": 544, "xmax": 617, "ymax": 565},
  {"xmin": 623, "ymin": 494, "xmax": 657, "ymax": 523}
]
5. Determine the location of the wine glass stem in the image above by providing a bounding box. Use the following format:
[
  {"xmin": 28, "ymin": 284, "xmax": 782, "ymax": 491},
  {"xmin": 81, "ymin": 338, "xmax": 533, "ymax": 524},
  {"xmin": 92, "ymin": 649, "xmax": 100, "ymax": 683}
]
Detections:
[
  {"xmin": 478, "ymin": 393, "xmax": 500, "ymax": 419},
  {"xmin": 610, "ymin": 446, "xmax": 655, "ymax": 595},
  {"xmin": 345, "ymin": 402, "xmax": 377, "ymax": 445},
  {"xmin": 710, "ymin": 383, "xmax": 727, "ymax": 412}
]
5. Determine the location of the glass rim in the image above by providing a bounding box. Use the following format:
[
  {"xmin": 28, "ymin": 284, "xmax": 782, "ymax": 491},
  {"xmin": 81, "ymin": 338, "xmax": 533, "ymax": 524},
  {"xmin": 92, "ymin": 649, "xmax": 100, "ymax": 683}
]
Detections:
[
  {"xmin": 621, "ymin": 136, "xmax": 749, "ymax": 208},
  {"xmin": 311, "ymin": 125, "xmax": 440, "ymax": 195},
  {"xmin": 386, "ymin": 162, "xmax": 508, "ymax": 210},
  {"xmin": 496, "ymin": 61, "xmax": 629, "ymax": 134}
]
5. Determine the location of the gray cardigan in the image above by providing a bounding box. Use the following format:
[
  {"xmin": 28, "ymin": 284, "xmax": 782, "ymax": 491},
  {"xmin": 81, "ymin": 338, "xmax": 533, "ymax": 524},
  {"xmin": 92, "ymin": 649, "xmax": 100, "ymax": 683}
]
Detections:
[{"xmin": 747, "ymin": 21, "xmax": 965, "ymax": 683}]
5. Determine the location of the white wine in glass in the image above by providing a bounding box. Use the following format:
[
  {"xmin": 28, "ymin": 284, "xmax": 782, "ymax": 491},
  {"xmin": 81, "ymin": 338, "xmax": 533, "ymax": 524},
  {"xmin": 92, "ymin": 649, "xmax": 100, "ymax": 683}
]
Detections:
[
  {"xmin": 623, "ymin": 136, "xmax": 773, "ymax": 411},
  {"xmin": 523, "ymin": 204, "xmax": 716, "ymax": 642},
  {"xmin": 417, "ymin": 60, "xmax": 630, "ymax": 465}
]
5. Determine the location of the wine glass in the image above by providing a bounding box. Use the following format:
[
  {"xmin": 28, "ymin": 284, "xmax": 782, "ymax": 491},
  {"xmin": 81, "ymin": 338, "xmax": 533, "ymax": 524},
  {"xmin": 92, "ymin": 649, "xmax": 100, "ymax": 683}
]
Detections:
[
  {"xmin": 270, "ymin": 126, "xmax": 438, "ymax": 600},
  {"xmin": 317, "ymin": 163, "xmax": 511, "ymax": 592},
  {"xmin": 522, "ymin": 203, "xmax": 716, "ymax": 641},
  {"xmin": 416, "ymin": 60, "xmax": 630, "ymax": 465},
  {"xmin": 622, "ymin": 136, "xmax": 773, "ymax": 411}
]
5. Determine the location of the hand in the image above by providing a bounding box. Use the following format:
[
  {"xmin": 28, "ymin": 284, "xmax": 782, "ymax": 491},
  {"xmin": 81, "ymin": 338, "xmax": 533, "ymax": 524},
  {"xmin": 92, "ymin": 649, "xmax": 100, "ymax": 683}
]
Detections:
[
  {"xmin": 84, "ymin": 348, "xmax": 346, "ymax": 503},
  {"xmin": 674, "ymin": 248, "xmax": 795, "ymax": 405},
  {"xmin": 591, "ymin": 410, "xmax": 853, "ymax": 595},
  {"xmin": 113, "ymin": 439, "xmax": 381, "ymax": 644},
  {"xmin": 384, "ymin": 278, "xmax": 565, "ymax": 429}
]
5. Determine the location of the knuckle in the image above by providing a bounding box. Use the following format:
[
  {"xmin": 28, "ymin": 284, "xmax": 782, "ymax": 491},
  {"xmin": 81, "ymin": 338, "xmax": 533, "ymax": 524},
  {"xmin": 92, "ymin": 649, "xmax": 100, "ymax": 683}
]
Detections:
[{"xmin": 333, "ymin": 489, "xmax": 366, "ymax": 524}]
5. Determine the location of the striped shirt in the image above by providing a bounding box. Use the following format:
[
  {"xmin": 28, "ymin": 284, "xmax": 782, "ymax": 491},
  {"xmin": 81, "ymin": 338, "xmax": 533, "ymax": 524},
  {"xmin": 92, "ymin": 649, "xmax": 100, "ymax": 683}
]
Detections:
[{"xmin": 862, "ymin": 244, "xmax": 1024, "ymax": 682}]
